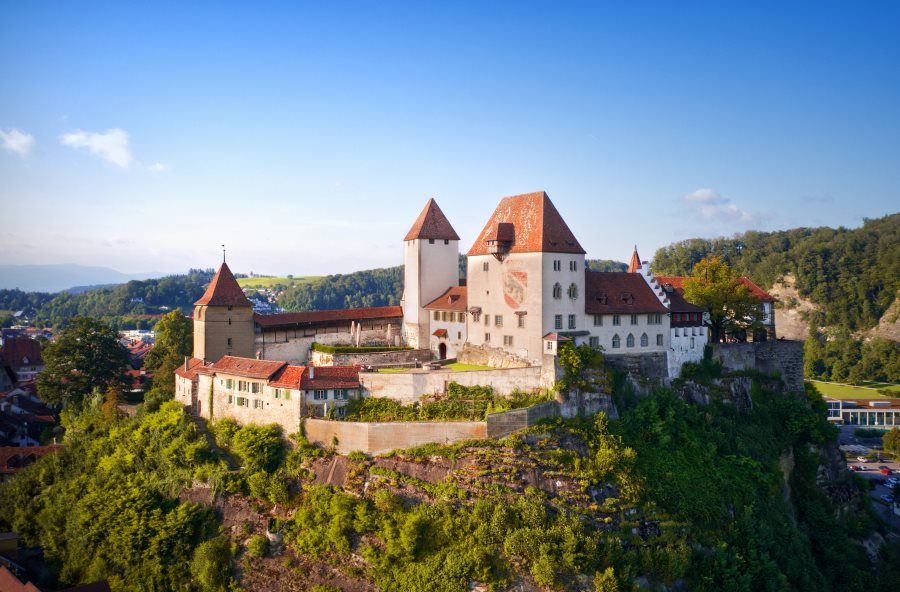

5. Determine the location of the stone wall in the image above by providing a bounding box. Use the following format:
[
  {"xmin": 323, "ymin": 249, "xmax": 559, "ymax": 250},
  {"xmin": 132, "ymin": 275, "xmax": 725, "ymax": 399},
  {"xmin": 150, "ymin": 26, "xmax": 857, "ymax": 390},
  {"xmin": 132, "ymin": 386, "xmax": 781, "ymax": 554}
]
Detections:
[
  {"xmin": 711, "ymin": 340, "xmax": 804, "ymax": 393},
  {"xmin": 256, "ymin": 327, "xmax": 394, "ymax": 365},
  {"xmin": 304, "ymin": 418, "xmax": 487, "ymax": 455},
  {"xmin": 359, "ymin": 366, "xmax": 546, "ymax": 404},
  {"xmin": 310, "ymin": 348, "xmax": 433, "ymax": 368},
  {"xmin": 485, "ymin": 401, "xmax": 559, "ymax": 438},
  {"xmin": 458, "ymin": 344, "xmax": 532, "ymax": 368},
  {"xmin": 603, "ymin": 352, "xmax": 668, "ymax": 381}
]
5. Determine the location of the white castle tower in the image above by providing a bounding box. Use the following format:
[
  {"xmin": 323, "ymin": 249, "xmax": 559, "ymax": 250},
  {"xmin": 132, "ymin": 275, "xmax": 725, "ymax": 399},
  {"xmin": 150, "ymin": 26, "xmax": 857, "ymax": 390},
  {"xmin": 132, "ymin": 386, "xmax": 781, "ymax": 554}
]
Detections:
[{"xmin": 401, "ymin": 198, "xmax": 460, "ymax": 348}]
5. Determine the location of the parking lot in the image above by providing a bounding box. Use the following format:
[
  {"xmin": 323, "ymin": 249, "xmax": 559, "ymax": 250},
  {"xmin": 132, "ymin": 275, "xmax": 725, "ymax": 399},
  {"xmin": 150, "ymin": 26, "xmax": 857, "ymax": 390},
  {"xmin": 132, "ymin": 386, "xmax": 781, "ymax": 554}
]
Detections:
[{"xmin": 838, "ymin": 425, "xmax": 899, "ymax": 529}]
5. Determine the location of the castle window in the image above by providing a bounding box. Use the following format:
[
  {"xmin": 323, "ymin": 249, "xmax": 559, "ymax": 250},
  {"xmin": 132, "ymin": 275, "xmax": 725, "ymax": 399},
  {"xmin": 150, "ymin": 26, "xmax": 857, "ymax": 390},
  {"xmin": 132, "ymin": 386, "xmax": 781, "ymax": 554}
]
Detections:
[
  {"xmin": 473, "ymin": 312, "xmax": 481, "ymax": 323},
  {"xmin": 227, "ymin": 305, "xmax": 232, "ymax": 311},
  {"xmin": 484, "ymin": 314, "xmax": 490, "ymax": 325},
  {"xmin": 495, "ymin": 315, "xmax": 503, "ymax": 327},
  {"xmin": 429, "ymin": 239, "xmax": 435, "ymax": 244},
  {"xmin": 630, "ymin": 314, "xmax": 638, "ymax": 325},
  {"xmin": 225, "ymin": 379, "xmax": 234, "ymax": 389},
  {"xmin": 483, "ymin": 261, "xmax": 489, "ymax": 272},
  {"xmin": 518, "ymin": 315, "xmax": 525, "ymax": 328},
  {"xmin": 552, "ymin": 283, "xmax": 562, "ymax": 299},
  {"xmin": 434, "ymin": 311, "xmax": 440, "ymax": 321},
  {"xmin": 648, "ymin": 313, "xmax": 661, "ymax": 325},
  {"xmin": 612, "ymin": 334, "xmax": 620, "ymax": 348},
  {"xmin": 227, "ymin": 337, "xmax": 233, "ymax": 347},
  {"xmin": 589, "ymin": 336, "xmax": 599, "ymax": 348},
  {"xmin": 674, "ymin": 313, "xmax": 681, "ymax": 322},
  {"xmin": 593, "ymin": 315, "xmax": 602, "ymax": 326},
  {"xmin": 553, "ymin": 260, "xmax": 561, "ymax": 271},
  {"xmin": 485, "ymin": 332, "xmax": 491, "ymax": 342},
  {"xmin": 691, "ymin": 337, "xmax": 696, "ymax": 348},
  {"xmin": 503, "ymin": 335, "xmax": 513, "ymax": 346},
  {"xmin": 444, "ymin": 239, "xmax": 449, "ymax": 245},
  {"xmin": 335, "ymin": 389, "xmax": 347, "ymax": 400},
  {"xmin": 253, "ymin": 399, "xmax": 263, "ymax": 409},
  {"xmin": 251, "ymin": 382, "xmax": 261, "ymax": 394},
  {"xmin": 228, "ymin": 395, "xmax": 233, "ymax": 404},
  {"xmin": 554, "ymin": 315, "xmax": 562, "ymax": 330},
  {"xmin": 228, "ymin": 318, "xmax": 231, "ymax": 325},
  {"xmin": 441, "ymin": 311, "xmax": 448, "ymax": 322},
  {"xmin": 657, "ymin": 334, "xmax": 663, "ymax": 346},
  {"xmin": 458, "ymin": 332, "xmax": 462, "ymax": 339},
  {"xmin": 570, "ymin": 260, "xmax": 577, "ymax": 271},
  {"xmin": 313, "ymin": 390, "xmax": 327, "ymax": 400},
  {"xmin": 640, "ymin": 333, "xmax": 648, "ymax": 347},
  {"xmin": 568, "ymin": 283, "xmax": 578, "ymax": 300},
  {"xmin": 547, "ymin": 341, "xmax": 553, "ymax": 350},
  {"xmin": 274, "ymin": 389, "xmax": 281, "ymax": 399},
  {"xmin": 626, "ymin": 334, "xmax": 635, "ymax": 348},
  {"xmin": 568, "ymin": 315, "xmax": 576, "ymax": 330},
  {"xmin": 613, "ymin": 314, "xmax": 621, "ymax": 326}
]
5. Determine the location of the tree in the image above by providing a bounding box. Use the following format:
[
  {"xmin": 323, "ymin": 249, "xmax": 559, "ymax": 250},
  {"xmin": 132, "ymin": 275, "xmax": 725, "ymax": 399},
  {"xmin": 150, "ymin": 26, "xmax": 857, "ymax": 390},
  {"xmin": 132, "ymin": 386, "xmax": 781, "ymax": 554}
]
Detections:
[
  {"xmin": 884, "ymin": 427, "xmax": 900, "ymax": 456},
  {"xmin": 144, "ymin": 310, "xmax": 193, "ymax": 394},
  {"xmin": 682, "ymin": 256, "xmax": 763, "ymax": 342},
  {"xmin": 190, "ymin": 536, "xmax": 234, "ymax": 592},
  {"xmin": 36, "ymin": 316, "xmax": 129, "ymax": 408}
]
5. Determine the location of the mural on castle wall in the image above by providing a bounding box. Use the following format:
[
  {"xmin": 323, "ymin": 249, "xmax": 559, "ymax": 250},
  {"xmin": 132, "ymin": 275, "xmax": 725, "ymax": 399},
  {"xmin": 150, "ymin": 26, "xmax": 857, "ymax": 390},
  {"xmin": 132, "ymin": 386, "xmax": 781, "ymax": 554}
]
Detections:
[{"xmin": 502, "ymin": 270, "xmax": 527, "ymax": 309}]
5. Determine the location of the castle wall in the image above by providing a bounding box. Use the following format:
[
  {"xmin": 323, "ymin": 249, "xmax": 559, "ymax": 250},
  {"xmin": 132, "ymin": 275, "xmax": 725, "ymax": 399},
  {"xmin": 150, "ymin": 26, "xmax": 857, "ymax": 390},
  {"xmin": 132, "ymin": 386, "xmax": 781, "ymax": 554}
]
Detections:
[
  {"xmin": 194, "ymin": 305, "xmax": 255, "ymax": 362},
  {"xmin": 711, "ymin": 341, "xmax": 804, "ymax": 392},
  {"xmin": 603, "ymin": 352, "xmax": 669, "ymax": 381},
  {"xmin": 256, "ymin": 326, "xmax": 395, "ymax": 365},
  {"xmin": 485, "ymin": 401, "xmax": 559, "ymax": 438},
  {"xmin": 304, "ymin": 418, "xmax": 487, "ymax": 455},
  {"xmin": 668, "ymin": 327, "xmax": 706, "ymax": 377},
  {"xmin": 403, "ymin": 238, "xmax": 459, "ymax": 348},
  {"xmin": 310, "ymin": 348, "xmax": 433, "ymax": 367},
  {"xmin": 359, "ymin": 366, "xmax": 546, "ymax": 403}
]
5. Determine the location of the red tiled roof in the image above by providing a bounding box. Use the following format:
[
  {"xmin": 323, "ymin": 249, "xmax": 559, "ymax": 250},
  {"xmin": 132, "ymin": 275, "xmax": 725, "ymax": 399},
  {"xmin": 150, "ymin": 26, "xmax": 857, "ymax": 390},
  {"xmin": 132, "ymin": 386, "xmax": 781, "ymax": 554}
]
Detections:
[
  {"xmin": 423, "ymin": 286, "xmax": 467, "ymax": 311},
  {"xmin": 403, "ymin": 198, "xmax": 460, "ymax": 241},
  {"xmin": 254, "ymin": 306, "xmax": 403, "ymax": 329},
  {"xmin": 584, "ymin": 271, "xmax": 669, "ymax": 314},
  {"xmin": 194, "ymin": 262, "xmax": 253, "ymax": 307},
  {"xmin": 627, "ymin": 247, "xmax": 642, "ymax": 273},
  {"xmin": 0, "ymin": 445, "xmax": 62, "ymax": 475},
  {"xmin": 301, "ymin": 366, "xmax": 361, "ymax": 390},
  {"xmin": 211, "ymin": 356, "xmax": 286, "ymax": 380},
  {"xmin": 662, "ymin": 286, "xmax": 706, "ymax": 314},
  {"xmin": 1, "ymin": 338, "xmax": 43, "ymax": 369},
  {"xmin": 432, "ymin": 329, "xmax": 448, "ymax": 337},
  {"xmin": 174, "ymin": 357, "xmax": 206, "ymax": 380},
  {"xmin": 468, "ymin": 191, "xmax": 585, "ymax": 256},
  {"xmin": 268, "ymin": 364, "xmax": 305, "ymax": 389},
  {"xmin": 0, "ymin": 567, "xmax": 42, "ymax": 592},
  {"xmin": 656, "ymin": 275, "xmax": 775, "ymax": 302},
  {"xmin": 543, "ymin": 332, "xmax": 572, "ymax": 342}
]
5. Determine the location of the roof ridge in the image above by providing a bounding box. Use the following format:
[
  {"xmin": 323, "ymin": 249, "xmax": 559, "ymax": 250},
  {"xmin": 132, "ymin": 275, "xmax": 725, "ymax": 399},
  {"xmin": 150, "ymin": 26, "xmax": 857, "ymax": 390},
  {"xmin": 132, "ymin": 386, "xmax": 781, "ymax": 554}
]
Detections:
[{"xmin": 194, "ymin": 262, "xmax": 253, "ymax": 307}]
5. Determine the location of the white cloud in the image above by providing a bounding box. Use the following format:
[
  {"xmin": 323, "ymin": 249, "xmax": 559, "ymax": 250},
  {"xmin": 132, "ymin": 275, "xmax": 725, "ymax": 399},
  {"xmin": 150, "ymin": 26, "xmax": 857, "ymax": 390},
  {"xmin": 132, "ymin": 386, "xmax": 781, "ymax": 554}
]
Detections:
[
  {"xmin": 683, "ymin": 188, "xmax": 760, "ymax": 225},
  {"xmin": 60, "ymin": 128, "xmax": 133, "ymax": 168},
  {"xmin": 148, "ymin": 162, "xmax": 172, "ymax": 173},
  {"xmin": 0, "ymin": 128, "xmax": 36, "ymax": 157}
]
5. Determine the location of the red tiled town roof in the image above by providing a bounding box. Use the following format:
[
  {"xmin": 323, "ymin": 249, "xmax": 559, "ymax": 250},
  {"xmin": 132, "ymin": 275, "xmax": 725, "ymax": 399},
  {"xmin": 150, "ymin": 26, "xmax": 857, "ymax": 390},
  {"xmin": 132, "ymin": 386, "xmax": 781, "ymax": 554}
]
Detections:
[
  {"xmin": 254, "ymin": 306, "xmax": 403, "ymax": 329},
  {"xmin": 584, "ymin": 272, "xmax": 669, "ymax": 314},
  {"xmin": 404, "ymin": 198, "xmax": 460, "ymax": 241},
  {"xmin": 0, "ymin": 567, "xmax": 42, "ymax": 592},
  {"xmin": 656, "ymin": 275, "xmax": 775, "ymax": 302},
  {"xmin": 268, "ymin": 364, "xmax": 305, "ymax": 389},
  {"xmin": 194, "ymin": 262, "xmax": 253, "ymax": 307},
  {"xmin": 210, "ymin": 356, "xmax": 287, "ymax": 380},
  {"xmin": 432, "ymin": 328, "xmax": 448, "ymax": 337},
  {"xmin": 423, "ymin": 286, "xmax": 467, "ymax": 311},
  {"xmin": 301, "ymin": 366, "xmax": 361, "ymax": 390},
  {"xmin": 0, "ymin": 445, "xmax": 62, "ymax": 475},
  {"xmin": 663, "ymin": 286, "xmax": 706, "ymax": 314},
  {"xmin": 174, "ymin": 357, "xmax": 206, "ymax": 380},
  {"xmin": 627, "ymin": 247, "xmax": 642, "ymax": 273},
  {"xmin": 0, "ymin": 338, "xmax": 43, "ymax": 369},
  {"xmin": 467, "ymin": 191, "xmax": 586, "ymax": 256}
]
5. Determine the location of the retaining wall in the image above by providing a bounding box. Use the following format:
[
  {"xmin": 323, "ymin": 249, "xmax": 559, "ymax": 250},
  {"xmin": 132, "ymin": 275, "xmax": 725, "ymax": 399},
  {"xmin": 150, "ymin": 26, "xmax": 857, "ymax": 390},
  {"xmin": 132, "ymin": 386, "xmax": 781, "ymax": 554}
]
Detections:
[
  {"xmin": 310, "ymin": 348, "xmax": 433, "ymax": 367},
  {"xmin": 711, "ymin": 340, "xmax": 804, "ymax": 392},
  {"xmin": 603, "ymin": 352, "xmax": 668, "ymax": 381},
  {"xmin": 359, "ymin": 366, "xmax": 546, "ymax": 403}
]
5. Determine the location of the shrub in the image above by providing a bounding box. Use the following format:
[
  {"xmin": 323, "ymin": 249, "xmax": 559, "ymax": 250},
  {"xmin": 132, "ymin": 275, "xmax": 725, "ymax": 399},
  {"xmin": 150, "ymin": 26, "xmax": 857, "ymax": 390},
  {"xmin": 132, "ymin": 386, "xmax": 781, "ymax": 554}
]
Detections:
[
  {"xmin": 190, "ymin": 536, "xmax": 234, "ymax": 592},
  {"xmin": 232, "ymin": 424, "xmax": 286, "ymax": 472},
  {"xmin": 247, "ymin": 534, "xmax": 270, "ymax": 558},
  {"xmin": 311, "ymin": 342, "xmax": 411, "ymax": 354}
]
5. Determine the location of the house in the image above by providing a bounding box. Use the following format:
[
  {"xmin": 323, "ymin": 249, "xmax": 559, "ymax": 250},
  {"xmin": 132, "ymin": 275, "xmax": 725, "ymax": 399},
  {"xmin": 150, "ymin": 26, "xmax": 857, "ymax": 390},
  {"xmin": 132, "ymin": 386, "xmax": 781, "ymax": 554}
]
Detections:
[
  {"xmin": 0, "ymin": 338, "xmax": 44, "ymax": 382},
  {"xmin": 423, "ymin": 286, "xmax": 467, "ymax": 359}
]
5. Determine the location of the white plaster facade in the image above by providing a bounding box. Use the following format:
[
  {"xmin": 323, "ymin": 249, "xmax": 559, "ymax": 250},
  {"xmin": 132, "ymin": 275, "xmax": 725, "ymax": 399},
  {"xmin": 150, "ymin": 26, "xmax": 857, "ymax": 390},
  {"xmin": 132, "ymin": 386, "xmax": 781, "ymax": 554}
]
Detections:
[
  {"xmin": 426, "ymin": 309, "xmax": 467, "ymax": 359},
  {"xmin": 402, "ymin": 238, "xmax": 459, "ymax": 349}
]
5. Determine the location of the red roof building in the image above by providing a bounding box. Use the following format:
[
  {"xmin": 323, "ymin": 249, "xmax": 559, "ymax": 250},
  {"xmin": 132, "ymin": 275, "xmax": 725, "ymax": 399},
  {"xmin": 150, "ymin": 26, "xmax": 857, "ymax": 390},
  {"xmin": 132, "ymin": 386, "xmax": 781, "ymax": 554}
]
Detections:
[
  {"xmin": 584, "ymin": 272, "xmax": 669, "ymax": 315},
  {"xmin": 194, "ymin": 262, "xmax": 252, "ymax": 307},
  {"xmin": 404, "ymin": 198, "xmax": 460, "ymax": 241},
  {"xmin": 423, "ymin": 287, "xmax": 467, "ymax": 312}
]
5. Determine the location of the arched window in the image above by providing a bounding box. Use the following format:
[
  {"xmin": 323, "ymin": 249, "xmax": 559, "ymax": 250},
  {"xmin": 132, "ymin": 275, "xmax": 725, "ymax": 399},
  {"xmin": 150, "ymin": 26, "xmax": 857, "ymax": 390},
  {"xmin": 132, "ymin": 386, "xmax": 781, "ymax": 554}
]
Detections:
[
  {"xmin": 552, "ymin": 283, "xmax": 562, "ymax": 299},
  {"xmin": 612, "ymin": 334, "xmax": 620, "ymax": 349},
  {"xmin": 626, "ymin": 334, "xmax": 635, "ymax": 348},
  {"xmin": 640, "ymin": 333, "xmax": 648, "ymax": 347},
  {"xmin": 568, "ymin": 283, "xmax": 578, "ymax": 300}
]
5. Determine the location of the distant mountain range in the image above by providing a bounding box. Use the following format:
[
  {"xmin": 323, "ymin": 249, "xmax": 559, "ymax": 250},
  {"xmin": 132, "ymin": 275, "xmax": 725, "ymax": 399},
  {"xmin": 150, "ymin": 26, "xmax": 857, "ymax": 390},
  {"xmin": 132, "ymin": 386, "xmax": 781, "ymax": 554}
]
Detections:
[{"xmin": 0, "ymin": 264, "xmax": 169, "ymax": 293}]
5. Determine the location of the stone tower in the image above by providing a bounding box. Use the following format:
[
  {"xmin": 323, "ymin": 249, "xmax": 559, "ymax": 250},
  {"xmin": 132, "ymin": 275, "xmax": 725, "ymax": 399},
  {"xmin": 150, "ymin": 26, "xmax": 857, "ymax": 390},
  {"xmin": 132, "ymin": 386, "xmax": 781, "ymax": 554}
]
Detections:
[
  {"xmin": 401, "ymin": 198, "xmax": 460, "ymax": 348},
  {"xmin": 193, "ymin": 262, "xmax": 255, "ymax": 362}
]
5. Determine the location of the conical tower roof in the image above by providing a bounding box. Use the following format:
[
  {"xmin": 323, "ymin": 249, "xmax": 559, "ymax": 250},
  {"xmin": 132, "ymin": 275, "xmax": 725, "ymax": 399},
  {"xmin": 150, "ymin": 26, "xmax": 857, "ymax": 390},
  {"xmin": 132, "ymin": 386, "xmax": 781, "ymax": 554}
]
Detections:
[
  {"xmin": 404, "ymin": 198, "xmax": 460, "ymax": 241},
  {"xmin": 627, "ymin": 246, "xmax": 642, "ymax": 273},
  {"xmin": 194, "ymin": 262, "xmax": 252, "ymax": 307}
]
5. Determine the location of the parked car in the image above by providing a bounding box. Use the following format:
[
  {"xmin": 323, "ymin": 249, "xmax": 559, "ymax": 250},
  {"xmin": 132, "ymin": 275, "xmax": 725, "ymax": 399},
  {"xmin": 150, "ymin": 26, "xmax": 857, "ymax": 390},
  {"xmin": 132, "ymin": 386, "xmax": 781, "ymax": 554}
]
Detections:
[
  {"xmin": 880, "ymin": 494, "xmax": 894, "ymax": 503},
  {"xmin": 880, "ymin": 468, "xmax": 892, "ymax": 475},
  {"xmin": 857, "ymin": 456, "xmax": 868, "ymax": 462}
]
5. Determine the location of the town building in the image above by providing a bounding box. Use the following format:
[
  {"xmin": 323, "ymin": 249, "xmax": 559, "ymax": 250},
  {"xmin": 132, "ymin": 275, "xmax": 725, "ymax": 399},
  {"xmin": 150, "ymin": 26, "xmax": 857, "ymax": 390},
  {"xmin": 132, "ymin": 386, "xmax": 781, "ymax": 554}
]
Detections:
[{"xmin": 0, "ymin": 338, "xmax": 44, "ymax": 383}]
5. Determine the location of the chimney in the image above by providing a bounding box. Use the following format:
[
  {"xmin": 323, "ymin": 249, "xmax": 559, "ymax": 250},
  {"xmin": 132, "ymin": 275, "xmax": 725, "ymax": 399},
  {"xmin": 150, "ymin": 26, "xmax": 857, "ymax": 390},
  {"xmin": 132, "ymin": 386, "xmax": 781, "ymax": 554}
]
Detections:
[
  {"xmin": 184, "ymin": 356, "xmax": 189, "ymax": 371},
  {"xmin": 256, "ymin": 351, "xmax": 262, "ymax": 360},
  {"xmin": 309, "ymin": 366, "xmax": 314, "ymax": 379}
]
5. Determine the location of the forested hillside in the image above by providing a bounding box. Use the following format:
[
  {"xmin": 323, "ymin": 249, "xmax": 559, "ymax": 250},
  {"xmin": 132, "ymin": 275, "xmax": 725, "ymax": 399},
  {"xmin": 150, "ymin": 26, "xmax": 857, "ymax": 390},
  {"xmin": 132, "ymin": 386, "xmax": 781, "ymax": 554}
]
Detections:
[{"xmin": 651, "ymin": 214, "xmax": 899, "ymax": 331}]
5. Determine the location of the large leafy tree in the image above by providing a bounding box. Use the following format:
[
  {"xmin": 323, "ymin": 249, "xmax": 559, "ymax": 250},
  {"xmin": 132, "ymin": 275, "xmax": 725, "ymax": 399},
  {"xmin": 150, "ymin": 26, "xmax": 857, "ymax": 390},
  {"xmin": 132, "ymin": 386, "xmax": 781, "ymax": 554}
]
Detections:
[
  {"xmin": 144, "ymin": 310, "xmax": 193, "ymax": 394},
  {"xmin": 36, "ymin": 316, "xmax": 129, "ymax": 408},
  {"xmin": 682, "ymin": 256, "xmax": 763, "ymax": 343}
]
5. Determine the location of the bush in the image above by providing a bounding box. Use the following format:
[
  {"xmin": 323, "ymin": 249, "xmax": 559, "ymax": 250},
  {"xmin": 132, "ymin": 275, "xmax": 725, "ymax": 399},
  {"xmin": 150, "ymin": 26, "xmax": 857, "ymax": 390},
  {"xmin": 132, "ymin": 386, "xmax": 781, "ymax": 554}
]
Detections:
[
  {"xmin": 232, "ymin": 424, "xmax": 286, "ymax": 472},
  {"xmin": 311, "ymin": 342, "xmax": 411, "ymax": 354},
  {"xmin": 247, "ymin": 534, "xmax": 270, "ymax": 558},
  {"xmin": 191, "ymin": 536, "xmax": 234, "ymax": 591}
]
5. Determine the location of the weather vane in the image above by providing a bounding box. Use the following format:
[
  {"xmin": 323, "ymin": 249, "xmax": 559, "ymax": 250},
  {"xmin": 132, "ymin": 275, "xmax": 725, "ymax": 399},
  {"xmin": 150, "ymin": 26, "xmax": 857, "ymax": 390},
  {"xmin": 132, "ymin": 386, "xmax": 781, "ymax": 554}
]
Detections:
[{"xmin": 222, "ymin": 244, "xmax": 226, "ymax": 263}]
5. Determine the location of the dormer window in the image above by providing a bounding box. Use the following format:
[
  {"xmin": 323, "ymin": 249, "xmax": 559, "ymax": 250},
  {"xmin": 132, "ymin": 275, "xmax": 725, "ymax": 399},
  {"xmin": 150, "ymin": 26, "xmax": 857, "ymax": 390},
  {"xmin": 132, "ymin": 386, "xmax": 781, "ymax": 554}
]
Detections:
[{"xmin": 486, "ymin": 223, "xmax": 514, "ymax": 261}]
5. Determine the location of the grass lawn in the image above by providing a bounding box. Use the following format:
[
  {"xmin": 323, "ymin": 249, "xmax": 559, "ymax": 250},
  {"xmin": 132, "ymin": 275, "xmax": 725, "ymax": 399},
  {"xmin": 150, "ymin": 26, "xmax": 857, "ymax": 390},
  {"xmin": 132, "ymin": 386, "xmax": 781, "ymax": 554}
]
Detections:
[
  {"xmin": 377, "ymin": 367, "xmax": 412, "ymax": 373},
  {"xmin": 237, "ymin": 276, "xmax": 323, "ymax": 288},
  {"xmin": 808, "ymin": 380, "xmax": 900, "ymax": 399},
  {"xmin": 445, "ymin": 363, "xmax": 493, "ymax": 372}
]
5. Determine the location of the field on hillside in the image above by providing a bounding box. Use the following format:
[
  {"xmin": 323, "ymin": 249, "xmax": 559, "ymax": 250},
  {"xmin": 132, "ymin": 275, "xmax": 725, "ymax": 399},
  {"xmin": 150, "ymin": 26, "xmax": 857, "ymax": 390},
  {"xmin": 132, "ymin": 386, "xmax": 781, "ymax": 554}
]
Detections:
[
  {"xmin": 808, "ymin": 379, "xmax": 900, "ymax": 399},
  {"xmin": 236, "ymin": 276, "xmax": 323, "ymax": 288}
]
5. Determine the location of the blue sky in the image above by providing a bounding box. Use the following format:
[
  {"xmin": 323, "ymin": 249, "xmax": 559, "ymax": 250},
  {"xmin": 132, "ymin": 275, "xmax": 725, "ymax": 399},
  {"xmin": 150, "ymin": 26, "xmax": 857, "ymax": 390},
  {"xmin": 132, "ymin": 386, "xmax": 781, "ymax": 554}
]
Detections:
[{"xmin": 1, "ymin": 1, "xmax": 898, "ymax": 276}]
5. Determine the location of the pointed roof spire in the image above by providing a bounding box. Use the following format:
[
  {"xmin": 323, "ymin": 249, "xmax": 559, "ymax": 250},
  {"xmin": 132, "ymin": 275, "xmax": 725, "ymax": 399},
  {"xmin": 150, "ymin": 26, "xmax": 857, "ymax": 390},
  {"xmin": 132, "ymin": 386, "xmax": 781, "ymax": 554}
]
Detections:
[
  {"xmin": 628, "ymin": 246, "xmax": 642, "ymax": 273},
  {"xmin": 194, "ymin": 262, "xmax": 252, "ymax": 307},
  {"xmin": 404, "ymin": 198, "xmax": 460, "ymax": 241}
]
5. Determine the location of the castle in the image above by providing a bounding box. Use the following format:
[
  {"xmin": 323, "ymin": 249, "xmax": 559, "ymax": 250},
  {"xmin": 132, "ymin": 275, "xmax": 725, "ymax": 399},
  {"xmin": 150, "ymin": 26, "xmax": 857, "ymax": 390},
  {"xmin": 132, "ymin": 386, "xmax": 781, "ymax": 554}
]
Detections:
[{"xmin": 175, "ymin": 191, "xmax": 776, "ymax": 436}]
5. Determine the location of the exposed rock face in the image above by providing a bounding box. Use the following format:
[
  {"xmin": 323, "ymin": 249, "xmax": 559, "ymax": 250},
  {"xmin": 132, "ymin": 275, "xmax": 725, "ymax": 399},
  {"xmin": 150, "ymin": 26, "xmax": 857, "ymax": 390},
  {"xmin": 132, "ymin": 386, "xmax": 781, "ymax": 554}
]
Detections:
[{"xmin": 459, "ymin": 343, "xmax": 532, "ymax": 368}]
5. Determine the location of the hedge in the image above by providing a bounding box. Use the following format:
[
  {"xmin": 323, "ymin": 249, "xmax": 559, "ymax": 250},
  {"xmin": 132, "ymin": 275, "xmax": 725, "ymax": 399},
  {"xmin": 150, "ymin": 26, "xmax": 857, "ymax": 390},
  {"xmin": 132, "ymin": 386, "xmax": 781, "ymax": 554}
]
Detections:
[{"xmin": 311, "ymin": 342, "xmax": 413, "ymax": 354}]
